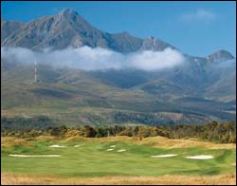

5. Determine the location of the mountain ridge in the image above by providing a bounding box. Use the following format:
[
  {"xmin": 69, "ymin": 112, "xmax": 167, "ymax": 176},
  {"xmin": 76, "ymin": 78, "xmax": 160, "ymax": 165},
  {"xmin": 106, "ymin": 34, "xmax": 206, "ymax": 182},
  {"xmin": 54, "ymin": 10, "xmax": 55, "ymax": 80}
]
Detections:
[
  {"xmin": 2, "ymin": 8, "xmax": 234, "ymax": 60},
  {"xmin": 1, "ymin": 8, "xmax": 236, "ymax": 126}
]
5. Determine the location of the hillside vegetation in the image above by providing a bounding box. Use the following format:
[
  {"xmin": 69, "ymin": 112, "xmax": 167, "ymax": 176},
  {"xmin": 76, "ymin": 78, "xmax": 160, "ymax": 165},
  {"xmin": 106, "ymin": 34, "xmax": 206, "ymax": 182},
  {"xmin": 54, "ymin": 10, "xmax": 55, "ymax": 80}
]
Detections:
[{"xmin": 2, "ymin": 118, "xmax": 236, "ymax": 144}]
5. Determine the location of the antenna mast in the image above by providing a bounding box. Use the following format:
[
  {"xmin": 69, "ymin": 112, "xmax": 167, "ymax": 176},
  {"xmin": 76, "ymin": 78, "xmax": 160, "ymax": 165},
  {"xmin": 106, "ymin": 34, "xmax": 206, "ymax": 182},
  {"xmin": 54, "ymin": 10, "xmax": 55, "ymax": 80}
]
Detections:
[{"xmin": 34, "ymin": 58, "xmax": 37, "ymax": 83}]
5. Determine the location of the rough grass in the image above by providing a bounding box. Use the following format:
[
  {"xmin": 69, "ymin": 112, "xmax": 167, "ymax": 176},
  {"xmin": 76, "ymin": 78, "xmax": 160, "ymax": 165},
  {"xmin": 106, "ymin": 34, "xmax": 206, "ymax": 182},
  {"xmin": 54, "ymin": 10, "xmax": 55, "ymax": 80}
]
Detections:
[{"xmin": 2, "ymin": 173, "xmax": 236, "ymax": 185}]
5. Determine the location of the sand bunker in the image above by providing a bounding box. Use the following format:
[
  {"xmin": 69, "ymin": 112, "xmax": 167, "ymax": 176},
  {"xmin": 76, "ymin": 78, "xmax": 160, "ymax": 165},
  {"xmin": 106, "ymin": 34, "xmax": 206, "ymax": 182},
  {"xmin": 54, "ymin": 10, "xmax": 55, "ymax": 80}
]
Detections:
[
  {"xmin": 185, "ymin": 155, "xmax": 214, "ymax": 160},
  {"xmin": 74, "ymin": 145, "xmax": 81, "ymax": 148},
  {"xmin": 151, "ymin": 154, "xmax": 177, "ymax": 158},
  {"xmin": 110, "ymin": 145, "xmax": 116, "ymax": 148},
  {"xmin": 117, "ymin": 149, "xmax": 126, "ymax": 152},
  {"xmin": 49, "ymin": 145, "xmax": 66, "ymax": 148},
  {"xmin": 106, "ymin": 149, "xmax": 114, "ymax": 151},
  {"xmin": 9, "ymin": 154, "xmax": 61, "ymax": 158}
]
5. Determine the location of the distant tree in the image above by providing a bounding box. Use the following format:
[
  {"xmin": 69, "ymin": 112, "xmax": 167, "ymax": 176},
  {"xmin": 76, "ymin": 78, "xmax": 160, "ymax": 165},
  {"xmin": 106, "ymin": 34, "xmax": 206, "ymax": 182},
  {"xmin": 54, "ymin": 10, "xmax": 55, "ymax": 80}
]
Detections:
[
  {"xmin": 83, "ymin": 125, "xmax": 97, "ymax": 137},
  {"xmin": 96, "ymin": 127, "xmax": 107, "ymax": 137},
  {"xmin": 50, "ymin": 125, "xmax": 67, "ymax": 136}
]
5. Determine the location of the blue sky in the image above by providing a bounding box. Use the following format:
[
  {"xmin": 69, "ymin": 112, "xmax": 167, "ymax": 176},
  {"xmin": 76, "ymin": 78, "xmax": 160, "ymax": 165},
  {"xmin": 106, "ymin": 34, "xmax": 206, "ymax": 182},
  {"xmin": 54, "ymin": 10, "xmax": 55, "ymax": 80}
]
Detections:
[{"xmin": 1, "ymin": 1, "xmax": 236, "ymax": 56}]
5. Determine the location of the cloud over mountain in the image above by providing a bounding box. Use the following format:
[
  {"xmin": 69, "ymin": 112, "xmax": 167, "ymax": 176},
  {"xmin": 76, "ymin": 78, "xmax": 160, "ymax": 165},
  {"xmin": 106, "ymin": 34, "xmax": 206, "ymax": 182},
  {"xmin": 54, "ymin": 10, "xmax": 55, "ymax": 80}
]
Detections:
[{"xmin": 1, "ymin": 46, "xmax": 185, "ymax": 71}]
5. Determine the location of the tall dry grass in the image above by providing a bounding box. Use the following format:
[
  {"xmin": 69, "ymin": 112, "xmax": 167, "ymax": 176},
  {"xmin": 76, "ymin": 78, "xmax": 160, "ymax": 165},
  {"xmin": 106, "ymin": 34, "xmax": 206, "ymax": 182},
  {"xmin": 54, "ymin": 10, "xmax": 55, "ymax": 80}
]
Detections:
[
  {"xmin": 2, "ymin": 135, "xmax": 236, "ymax": 149},
  {"xmin": 1, "ymin": 173, "xmax": 236, "ymax": 185},
  {"xmin": 1, "ymin": 137, "xmax": 31, "ymax": 148}
]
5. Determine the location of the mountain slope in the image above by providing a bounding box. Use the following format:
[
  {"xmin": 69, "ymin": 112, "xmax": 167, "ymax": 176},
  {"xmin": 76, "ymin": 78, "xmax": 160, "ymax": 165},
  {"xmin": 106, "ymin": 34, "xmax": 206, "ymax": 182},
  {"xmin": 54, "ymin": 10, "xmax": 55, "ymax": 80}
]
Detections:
[
  {"xmin": 1, "ymin": 58, "xmax": 236, "ymax": 126},
  {"xmin": 1, "ymin": 20, "xmax": 25, "ymax": 43}
]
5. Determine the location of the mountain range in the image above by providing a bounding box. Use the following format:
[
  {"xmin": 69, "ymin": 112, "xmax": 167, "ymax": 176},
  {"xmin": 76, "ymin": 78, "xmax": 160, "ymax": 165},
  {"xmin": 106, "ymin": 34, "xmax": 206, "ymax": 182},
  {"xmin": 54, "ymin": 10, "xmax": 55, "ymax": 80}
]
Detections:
[{"xmin": 1, "ymin": 9, "xmax": 236, "ymax": 126}]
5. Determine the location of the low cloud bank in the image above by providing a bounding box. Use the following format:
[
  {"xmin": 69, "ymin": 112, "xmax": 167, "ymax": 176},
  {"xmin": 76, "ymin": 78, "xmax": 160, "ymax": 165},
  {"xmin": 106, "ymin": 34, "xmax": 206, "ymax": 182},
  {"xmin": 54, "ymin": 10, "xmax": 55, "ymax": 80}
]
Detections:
[{"xmin": 1, "ymin": 46, "xmax": 185, "ymax": 71}]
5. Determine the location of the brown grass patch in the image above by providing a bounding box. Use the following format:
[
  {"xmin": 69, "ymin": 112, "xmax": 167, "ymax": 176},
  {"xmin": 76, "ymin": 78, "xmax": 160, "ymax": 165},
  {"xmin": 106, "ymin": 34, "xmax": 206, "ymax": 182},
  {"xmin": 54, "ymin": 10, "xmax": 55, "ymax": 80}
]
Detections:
[
  {"xmin": 1, "ymin": 137, "xmax": 31, "ymax": 148},
  {"xmin": 139, "ymin": 136, "xmax": 236, "ymax": 149},
  {"xmin": 93, "ymin": 136, "xmax": 236, "ymax": 149},
  {"xmin": 1, "ymin": 173, "xmax": 236, "ymax": 185}
]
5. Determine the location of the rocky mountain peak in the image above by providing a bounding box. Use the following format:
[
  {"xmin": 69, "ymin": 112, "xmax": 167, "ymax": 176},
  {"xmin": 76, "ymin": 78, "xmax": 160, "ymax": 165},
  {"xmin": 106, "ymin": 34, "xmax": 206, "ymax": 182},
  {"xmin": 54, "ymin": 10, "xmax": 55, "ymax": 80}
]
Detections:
[
  {"xmin": 207, "ymin": 49, "xmax": 234, "ymax": 63},
  {"xmin": 141, "ymin": 36, "xmax": 175, "ymax": 51},
  {"xmin": 59, "ymin": 8, "xmax": 78, "ymax": 16}
]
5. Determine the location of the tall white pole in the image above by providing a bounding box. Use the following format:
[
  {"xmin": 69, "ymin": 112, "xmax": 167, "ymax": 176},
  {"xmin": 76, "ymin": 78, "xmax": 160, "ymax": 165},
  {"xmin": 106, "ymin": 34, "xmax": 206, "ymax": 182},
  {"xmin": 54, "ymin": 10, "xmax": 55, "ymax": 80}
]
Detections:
[{"xmin": 34, "ymin": 58, "xmax": 37, "ymax": 83}]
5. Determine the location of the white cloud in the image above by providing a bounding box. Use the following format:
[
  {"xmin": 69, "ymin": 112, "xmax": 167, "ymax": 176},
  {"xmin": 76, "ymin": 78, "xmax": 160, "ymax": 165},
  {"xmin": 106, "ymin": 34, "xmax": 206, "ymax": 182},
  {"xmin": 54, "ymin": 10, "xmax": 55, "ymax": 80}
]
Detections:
[
  {"xmin": 180, "ymin": 9, "xmax": 216, "ymax": 23},
  {"xmin": 1, "ymin": 46, "xmax": 185, "ymax": 71},
  {"xmin": 128, "ymin": 48, "xmax": 184, "ymax": 71},
  {"xmin": 1, "ymin": 47, "xmax": 35, "ymax": 63}
]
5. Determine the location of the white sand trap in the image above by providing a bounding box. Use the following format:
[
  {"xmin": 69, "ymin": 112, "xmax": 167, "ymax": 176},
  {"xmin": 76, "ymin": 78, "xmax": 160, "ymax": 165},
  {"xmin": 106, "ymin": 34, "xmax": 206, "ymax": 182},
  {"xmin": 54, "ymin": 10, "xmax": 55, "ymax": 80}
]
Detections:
[
  {"xmin": 106, "ymin": 148, "xmax": 114, "ymax": 151},
  {"xmin": 49, "ymin": 144, "xmax": 66, "ymax": 148},
  {"xmin": 232, "ymin": 163, "xmax": 236, "ymax": 166},
  {"xmin": 110, "ymin": 145, "xmax": 116, "ymax": 148},
  {"xmin": 151, "ymin": 154, "xmax": 177, "ymax": 158},
  {"xmin": 74, "ymin": 145, "xmax": 81, "ymax": 148},
  {"xmin": 9, "ymin": 154, "xmax": 61, "ymax": 158},
  {"xmin": 117, "ymin": 149, "xmax": 126, "ymax": 152},
  {"xmin": 185, "ymin": 155, "xmax": 214, "ymax": 160}
]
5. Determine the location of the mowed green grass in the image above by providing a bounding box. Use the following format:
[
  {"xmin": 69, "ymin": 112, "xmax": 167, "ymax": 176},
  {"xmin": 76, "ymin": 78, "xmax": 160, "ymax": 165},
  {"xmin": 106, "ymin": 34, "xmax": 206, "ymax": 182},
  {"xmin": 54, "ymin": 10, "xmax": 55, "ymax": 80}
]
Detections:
[{"xmin": 1, "ymin": 138, "xmax": 236, "ymax": 178}]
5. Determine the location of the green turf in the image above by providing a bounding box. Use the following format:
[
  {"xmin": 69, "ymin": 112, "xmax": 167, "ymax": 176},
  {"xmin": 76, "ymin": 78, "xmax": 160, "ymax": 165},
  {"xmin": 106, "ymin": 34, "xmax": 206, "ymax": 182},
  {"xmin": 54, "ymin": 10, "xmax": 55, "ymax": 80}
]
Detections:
[{"xmin": 1, "ymin": 138, "xmax": 236, "ymax": 178}]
